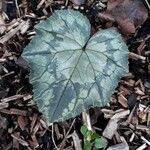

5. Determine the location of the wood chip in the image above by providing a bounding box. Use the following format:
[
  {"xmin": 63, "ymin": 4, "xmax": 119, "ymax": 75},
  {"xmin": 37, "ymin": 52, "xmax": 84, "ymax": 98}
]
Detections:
[
  {"xmin": 0, "ymin": 108, "xmax": 28, "ymax": 116},
  {"xmin": 13, "ymin": 133, "xmax": 19, "ymax": 149},
  {"xmin": 30, "ymin": 114, "xmax": 38, "ymax": 133},
  {"xmin": 0, "ymin": 115, "xmax": 8, "ymax": 129},
  {"xmin": 111, "ymin": 110, "xmax": 130, "ymax": 119},
  {"xmin": 0, "ymin": 102, "xmax": 8, "ymax": 109},
  {"xmin": 101, "ymin": 109, "xmax": 114, "ymax": 114},
  {"xmin": 11, "ymin": 133, "xmax": 29, "ymax": 147},
  {"xmin": 147, "ymin": 111, "xmax": 150, "ymax": 126},
  {"xmin": 20, "ymin": 20, "xmax": 30, "ymax": 34},
  {"xmin": 1, "ymin": 94, "xmax": 25, "ymax": 103},
  {"xmin": 39, "ymin": 119, "xmax": 49, "ymax": 129},
  {"xmin": 0, "ymin": 21, "xmax": 27, "ymax": 44},
  {"xmin": 71, "ymin": 0, "xmax": 86, "ymax": 5},
  {"xmin": 29, "ymin": 135, "xmax": 39, "ymax": 149},
  {"xmin": 114, "ymin": 131, "xmax": 122, "ymax": 143},
  {"xmin": 134, "ymin": 87, "xmax": 145, "ymax": 96},
  {"xmin": 107, "ymin": 143, "xmax": 129, "ymax": 150},
  {"xmin": 118, "ymin": 94, "xmax": 128, "ymax": 108},
  {"xmin": 3, "ymin": 142, "xmax": 13, "ymax": 150},
  {"xmin": 71, "ymin": 131, "xmax": 82, "ymax": 150},
  {"xmin": 141, "ymin": 136, "xmax": 150, "ymax": 145},
  {"xmin": 129, "ymin": 52, "xmax": 146, "ymax": 61},
  {"xmin": 33, "ymin": 122, "xmax": 40, "ymax": 135},
  {"xmin": 17, "ymin": 116, "xmax": 26, "ymax": 130},
  {"xmin": 126, "ymin": 105, "xmax": 137, "ymax": 123},
  {"xmin": 101, "ymin": 109, "xmax": 114, "ymax": 118},
  {"xmin": 138, "ymin": 106, "xmax": 149, "ymax": 123},
  {"xmin": 119, "ymin": 85, "xmax": 131, "ymax": 95},
  {"xmin": 7, "ymin": 19, "xmax": 20, "ymax": 31},
  {"xmin": 37, "ymin": 0, "xmax": 46, "ymax": 9},
  {"xmin": 136, "ymin": 143, "xmax": 147, "ymax": 150},
  {"xmin": 54, "ymin": 123, "xmax": 63, "ymax": 140},
  {"xmin": 120, "ymin": 79, "xmax": 135, "ymax": 87},
  {"xmin": 23, "ymin": 94, "xmax": 32, "ymax": 101},
  {"xmin": 0, "ymin": 13, "xmax": 6, "ymax": 34},
  {"xmin": 107, "ymin": 137, "xmax": 129, "ymax": 150},
  {"xmin": 103, "ymin": 118, "xmax": 119, "ymax": 139},
  {"xmin": 136, "ymin": 125, "xmax": 150, "ymax": 132},
  {"xmin": 129, "ymin": 133, "xmax": 135, "ymax": 142}
]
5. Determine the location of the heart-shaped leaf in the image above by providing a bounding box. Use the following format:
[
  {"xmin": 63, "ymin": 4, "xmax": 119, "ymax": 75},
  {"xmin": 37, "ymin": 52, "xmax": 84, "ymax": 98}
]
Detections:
[{"xmin": 22, "ymin": 10, "xmax": 129, "ymax": 123}]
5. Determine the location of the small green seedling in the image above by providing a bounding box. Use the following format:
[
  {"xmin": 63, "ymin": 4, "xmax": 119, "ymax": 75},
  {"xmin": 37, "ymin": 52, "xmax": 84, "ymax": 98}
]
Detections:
[
  {"xmin": 80, "ymin": 125, "xmax": 107, "ymax": 150},
  {"xmin": 22, "ymin": 9, "xmax": 129, "ymax": 123}
]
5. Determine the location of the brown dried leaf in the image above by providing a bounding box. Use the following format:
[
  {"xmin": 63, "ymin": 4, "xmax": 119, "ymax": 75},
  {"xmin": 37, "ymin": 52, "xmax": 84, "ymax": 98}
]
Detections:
[
  {"xmin": 116, "ymin": 18, "xmax": 136, "ymax": 34},
  {"xmin": 98, "ymin": 0, "xmax": 148, "ymax": 35},
  {"xmin": 98, "ymin": 12, "xmax": 115, "ymax": 22},
  {"xmin": 107, "ymin": 0, "xmax": 124, "ymax": 10}
]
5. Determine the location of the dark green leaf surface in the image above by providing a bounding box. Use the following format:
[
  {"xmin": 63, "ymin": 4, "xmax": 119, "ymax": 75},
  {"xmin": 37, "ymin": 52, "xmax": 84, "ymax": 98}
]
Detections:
[{"xmin": 22, "ymin": 10, "xmax": 129, "ymax": 123}]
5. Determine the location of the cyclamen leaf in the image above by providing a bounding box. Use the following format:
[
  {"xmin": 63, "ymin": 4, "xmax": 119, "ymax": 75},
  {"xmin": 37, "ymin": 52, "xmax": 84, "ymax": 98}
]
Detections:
[{"xmin": 22, "ymin": 10, "xmax": 129, "ymax": 123}]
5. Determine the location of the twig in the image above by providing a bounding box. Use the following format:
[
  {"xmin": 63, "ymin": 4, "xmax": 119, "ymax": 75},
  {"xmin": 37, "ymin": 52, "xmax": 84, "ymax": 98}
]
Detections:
[
  {"xmin": 129, "ymin": 133, "xmax": 135, "ymax": 142},
  {"xmin": 136, "ymin": 143, "xmax": 147, "ymax": 150},
  {"xmin": 52, "ymin": 123, "xmax": 59, "ymax": 150},
  {"xmin": 145, "ymin": 0, "xmax": 150, "ymax": 10},
  {"xmin": 15, "ymin": 0, "xmax": 20, "ymax": 17},
  {"xmin": 1, "ymin": 94, "xmax": 25, "ymax": 103},
  {"xmin": 126, "ymin": 105, "xmax": 137, "ymax": 123},
  {"xmin": 1, "ymin": 71, "xmax": 15, "ymax": 78},
  {"xmin": 37, "ymin": 0, "xmax": 46, "ymax": 10},
  {"xmin": 59, "ymin": 119, "xmax": 76, "ymax": 149},
  {"xmin": 65, "ymin": 0, "xmax": 69, "ymax": 6},
  {"xmin": 129, "ymin": 52, "xmax": 146, "ymax": 61},
  {"xmin": 141, "ymin": 136, "xmax": 150, "ymax": 145}
]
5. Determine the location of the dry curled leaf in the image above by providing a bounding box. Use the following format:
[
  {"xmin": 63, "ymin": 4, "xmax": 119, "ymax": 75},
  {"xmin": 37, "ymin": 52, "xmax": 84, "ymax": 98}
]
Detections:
[{"xmin": 98, "ymin": 0, "xmax": 148, "ymax": 35}]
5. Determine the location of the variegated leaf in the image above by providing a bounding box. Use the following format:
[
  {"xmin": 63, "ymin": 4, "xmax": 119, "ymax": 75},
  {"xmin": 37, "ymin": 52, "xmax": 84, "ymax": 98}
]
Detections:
[{"xmin": 22, "ymin": 10, "xmax": 129, "ymax": 123}]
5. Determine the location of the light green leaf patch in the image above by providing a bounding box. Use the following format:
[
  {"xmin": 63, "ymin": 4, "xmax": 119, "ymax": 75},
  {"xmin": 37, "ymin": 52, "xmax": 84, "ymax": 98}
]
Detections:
[{"xmin": 22, "ymin": 10, "xmax": 129, "ymax": 123}]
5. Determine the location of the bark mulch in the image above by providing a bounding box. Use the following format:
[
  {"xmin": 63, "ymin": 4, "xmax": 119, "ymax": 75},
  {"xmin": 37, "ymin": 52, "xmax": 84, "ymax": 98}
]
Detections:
[{"xmin": 0, "ymin": 0, "xmax": 150, "ymax": 149}]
